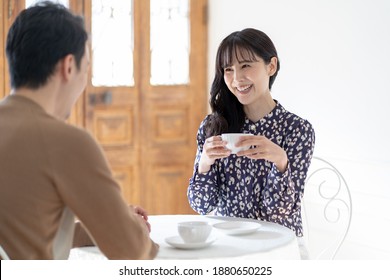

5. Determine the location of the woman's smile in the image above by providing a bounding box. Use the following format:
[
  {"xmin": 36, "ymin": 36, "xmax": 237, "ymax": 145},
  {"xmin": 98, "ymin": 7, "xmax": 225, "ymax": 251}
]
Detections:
[{"xmin": 236, "ymin": 84, "xmax": 253, "ymax": 94}]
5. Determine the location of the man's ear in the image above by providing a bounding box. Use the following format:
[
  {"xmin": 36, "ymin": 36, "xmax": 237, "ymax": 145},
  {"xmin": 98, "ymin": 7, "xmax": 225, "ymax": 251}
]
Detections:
[
  {"xmin": 60, "ymin": 54, "xmax": 75, "ymax": 82},
  {"xmin": 268, "ymin": 57, "xmax": 278, "ymax": 76}
]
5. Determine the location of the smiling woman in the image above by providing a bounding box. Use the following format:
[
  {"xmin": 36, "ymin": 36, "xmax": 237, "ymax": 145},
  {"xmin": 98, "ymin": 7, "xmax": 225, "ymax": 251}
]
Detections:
[{"xmin": 187, "ymin": 28, "xmax": 315, "ymax": 238}]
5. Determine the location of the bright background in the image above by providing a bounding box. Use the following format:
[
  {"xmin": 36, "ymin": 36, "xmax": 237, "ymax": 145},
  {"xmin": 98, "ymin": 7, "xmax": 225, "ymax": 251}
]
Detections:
[{"xmin": 208, "ymin": 0, "xmax": 390, "ymax": 259}]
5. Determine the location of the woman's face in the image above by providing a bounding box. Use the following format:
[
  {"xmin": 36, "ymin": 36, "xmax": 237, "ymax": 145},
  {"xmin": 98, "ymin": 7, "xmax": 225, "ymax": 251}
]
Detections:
[{"xmin": 223, "ymin": 49, "xmax": 277, "ymax": 107}]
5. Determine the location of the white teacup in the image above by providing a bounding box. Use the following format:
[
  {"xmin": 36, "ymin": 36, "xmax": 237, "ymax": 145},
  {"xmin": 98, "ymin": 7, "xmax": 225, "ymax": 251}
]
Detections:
[
  {"xmin": 178, "ymin": 221, "xmax": 212, "ymax": 243},
  {"xmin": 221, "ymin": 133, "xmax": 253, "ymax": 154}
]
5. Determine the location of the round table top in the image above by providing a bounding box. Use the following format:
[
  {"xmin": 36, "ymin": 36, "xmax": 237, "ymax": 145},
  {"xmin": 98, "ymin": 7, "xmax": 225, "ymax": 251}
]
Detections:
[{"xmin": 69, "ymin": 214, "xmax": 301, "ymax": 260}]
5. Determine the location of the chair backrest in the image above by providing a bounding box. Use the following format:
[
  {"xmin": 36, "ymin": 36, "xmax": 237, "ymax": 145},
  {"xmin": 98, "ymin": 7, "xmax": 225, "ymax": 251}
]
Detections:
[{"xmin": 302, "ymin": 156, "xmax": 352, "ymax": 259}]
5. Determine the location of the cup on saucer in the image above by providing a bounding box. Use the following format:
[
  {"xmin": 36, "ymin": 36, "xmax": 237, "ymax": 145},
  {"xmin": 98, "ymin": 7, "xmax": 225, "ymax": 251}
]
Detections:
[{"xmin": 178, "ymin": 221, "xmax": 212, "ymax": 243}]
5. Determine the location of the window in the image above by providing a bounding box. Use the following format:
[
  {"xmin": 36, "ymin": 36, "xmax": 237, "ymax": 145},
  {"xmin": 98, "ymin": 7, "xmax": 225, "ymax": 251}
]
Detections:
[
  {"xmin": 150, "ymin": 0, "xmax": 189, "ymax": 85},
  {"xmin": 91, "ymin": 0, "xmax": 134, "ymax": 86}
]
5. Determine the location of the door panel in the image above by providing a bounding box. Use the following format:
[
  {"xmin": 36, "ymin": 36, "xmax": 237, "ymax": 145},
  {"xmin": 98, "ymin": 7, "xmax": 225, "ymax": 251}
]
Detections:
[
  {"xmin": 93, "ymin": 109, "xmax": 134, "ymax": 146},
  {"xmin": 137, "ymin": 0, "xmax": 207, "ymax": 214},
  {"xmin": 84, "ymin": 0, "xmax": 207, "ymax": 214},
  {"xmin": 82, "ymin": 0, "xmax": 142, "ymax": 208},
  {"xmin": 150, "ymin": 105, "xmax": 189, "ymax": 145},
  {"xmin": 147, "ymin": 164, "xmax": 193, "ymax": 214}
]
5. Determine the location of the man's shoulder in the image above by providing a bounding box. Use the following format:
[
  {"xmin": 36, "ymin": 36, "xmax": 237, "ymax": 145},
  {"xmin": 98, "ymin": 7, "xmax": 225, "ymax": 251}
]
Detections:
[
  {"xmin": 41, "ymin": 118, "xmax": 98, "ymax": 149},
  {"xmin": 56, "ymin": 121, "xmax": 90, "ymax": 137},
  {"xmin": 60, "ymin": 122, "xmax": 96, "ymax": 142}
]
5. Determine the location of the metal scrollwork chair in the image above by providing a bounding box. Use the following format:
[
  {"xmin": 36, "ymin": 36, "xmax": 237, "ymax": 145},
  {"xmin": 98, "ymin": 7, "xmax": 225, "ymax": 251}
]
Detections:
[{"xmin": 301, "ymin": 156, "xmax": 352, "ymax": 260}]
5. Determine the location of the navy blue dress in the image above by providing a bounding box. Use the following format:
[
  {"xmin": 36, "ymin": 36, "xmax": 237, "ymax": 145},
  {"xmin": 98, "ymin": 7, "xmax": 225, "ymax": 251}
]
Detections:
[{"xmin": 187, "ymin": 101, "xmax": 315, "ymax": 237}]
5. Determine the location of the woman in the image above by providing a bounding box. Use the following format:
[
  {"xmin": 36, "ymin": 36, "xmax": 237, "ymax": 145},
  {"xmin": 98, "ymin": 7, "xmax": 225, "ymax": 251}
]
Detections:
[{"xmin": 187, "ymin": 28, "xmax": 315, "ymax": 237}]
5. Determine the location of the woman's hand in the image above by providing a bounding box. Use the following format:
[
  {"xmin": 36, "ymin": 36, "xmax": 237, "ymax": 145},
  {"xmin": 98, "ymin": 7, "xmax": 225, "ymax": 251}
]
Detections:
[
  {"xmin": 236, "ymin": 135, "xmax": 288, "ymax": 173},
  {"xmin": 198, "ymin": 136, "xmax": 231, "ymax": 173}
]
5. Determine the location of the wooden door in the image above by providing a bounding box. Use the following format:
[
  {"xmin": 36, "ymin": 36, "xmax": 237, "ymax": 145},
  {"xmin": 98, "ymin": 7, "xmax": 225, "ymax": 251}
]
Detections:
[
  {"xmin": 82, "ymin": 0, "xmax": 207, "ymax": 214},
  {"xmin": 1, "ymin": 0, "xmax": 208, "ymax": 214}
]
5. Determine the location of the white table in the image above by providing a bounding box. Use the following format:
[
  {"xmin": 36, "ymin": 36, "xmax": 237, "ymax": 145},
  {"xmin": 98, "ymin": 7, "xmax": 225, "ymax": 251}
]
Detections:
[{"xmin": 69, "ymin": 215, "xmax": 301, "ymax": 260}]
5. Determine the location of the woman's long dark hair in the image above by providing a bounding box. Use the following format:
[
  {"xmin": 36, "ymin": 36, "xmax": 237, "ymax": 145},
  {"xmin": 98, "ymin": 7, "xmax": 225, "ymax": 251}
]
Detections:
[{"xmin": 205, "ymin": 28, "xmax": 280, "ymax": 137}]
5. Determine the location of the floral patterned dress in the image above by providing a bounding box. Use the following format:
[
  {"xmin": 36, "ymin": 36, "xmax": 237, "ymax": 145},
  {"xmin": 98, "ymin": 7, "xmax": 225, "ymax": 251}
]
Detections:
[{"xmin": 187, "ymin": 101, "xmax": 315, "ymax": 236}]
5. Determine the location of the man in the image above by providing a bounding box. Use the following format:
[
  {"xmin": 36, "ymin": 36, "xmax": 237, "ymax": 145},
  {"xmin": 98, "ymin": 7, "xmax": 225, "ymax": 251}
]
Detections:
[{"xmin": 0, "ymin": 2, "xmax": 158, "ymax": 260}]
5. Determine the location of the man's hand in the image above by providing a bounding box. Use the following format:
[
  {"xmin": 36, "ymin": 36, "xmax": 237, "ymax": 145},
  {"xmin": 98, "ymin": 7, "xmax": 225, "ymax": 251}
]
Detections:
[{"xmin": 133, "ymin": 206, "xmax": 151, "ymax": 232}]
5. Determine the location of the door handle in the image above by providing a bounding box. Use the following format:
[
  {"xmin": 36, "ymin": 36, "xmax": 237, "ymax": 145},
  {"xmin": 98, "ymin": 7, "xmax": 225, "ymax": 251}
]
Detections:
[{"xmin": 89, "ymin": 91, "xmax": 112, "ymax": 105}]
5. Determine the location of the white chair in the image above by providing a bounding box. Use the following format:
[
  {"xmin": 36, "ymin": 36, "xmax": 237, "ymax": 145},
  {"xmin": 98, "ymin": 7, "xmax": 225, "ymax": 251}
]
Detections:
[{"xmin": 301, "ymin": 156, "xmax": 352, "ymax": 260}]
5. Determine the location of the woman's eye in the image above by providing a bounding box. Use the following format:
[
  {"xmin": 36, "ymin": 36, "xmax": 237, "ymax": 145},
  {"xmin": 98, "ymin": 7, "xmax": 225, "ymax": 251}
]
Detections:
[
  {"xmin": 242, "ymin": 64, "xmax": 250, "ymax": 68},
  {"xmin": 224, "ymin": 68, "xmax": 232, "ymax": 72}
]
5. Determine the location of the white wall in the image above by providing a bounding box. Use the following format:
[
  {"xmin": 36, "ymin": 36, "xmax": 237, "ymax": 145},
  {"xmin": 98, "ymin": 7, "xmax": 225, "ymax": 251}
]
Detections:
[{"xmin": 208, "ymin": 0, "xmax": 390, "ymax": 259}]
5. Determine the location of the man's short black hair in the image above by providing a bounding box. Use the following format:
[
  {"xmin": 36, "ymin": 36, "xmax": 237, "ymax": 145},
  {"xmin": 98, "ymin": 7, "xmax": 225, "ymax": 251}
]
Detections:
[{"xmin": 6, "ymin": 1, "xmax": 88, "ymax": 89}]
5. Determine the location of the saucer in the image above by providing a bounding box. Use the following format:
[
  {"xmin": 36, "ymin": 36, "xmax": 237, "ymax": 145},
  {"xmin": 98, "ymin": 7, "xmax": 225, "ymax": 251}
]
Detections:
[
  {"xmin": 213, "ymin": 221, "xmax": 261, "ymax": 235},
  {"xmin": 165, "ymin": 236, "xmax": 217, "ymax": 249}
]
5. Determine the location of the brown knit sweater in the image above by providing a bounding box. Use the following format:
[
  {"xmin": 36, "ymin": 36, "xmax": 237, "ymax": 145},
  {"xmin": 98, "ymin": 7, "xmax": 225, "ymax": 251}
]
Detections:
[{"xmin": 0, "ymin": 95, "xmax": 157, "ymax": 260}]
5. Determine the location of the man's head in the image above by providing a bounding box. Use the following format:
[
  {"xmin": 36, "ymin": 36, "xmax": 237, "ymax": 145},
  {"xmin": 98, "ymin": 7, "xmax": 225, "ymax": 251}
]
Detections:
[{"xmin": 6, "ymin": 1, "xmax": 88, "ymax": 90}]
